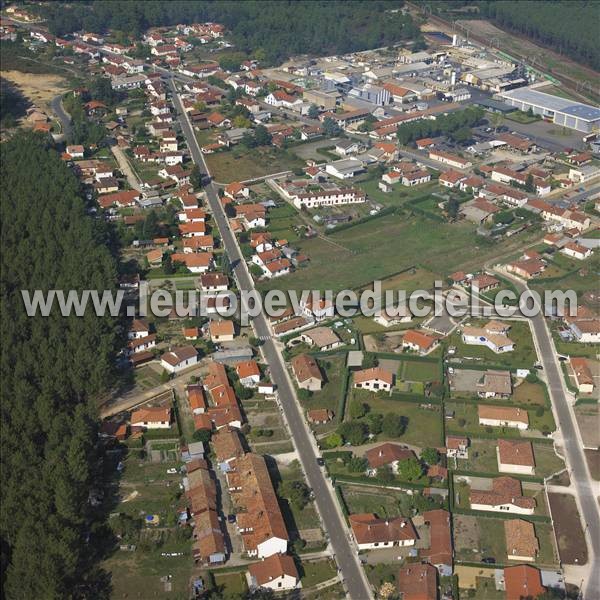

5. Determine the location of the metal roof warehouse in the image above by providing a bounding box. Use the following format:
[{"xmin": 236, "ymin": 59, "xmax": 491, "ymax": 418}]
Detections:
[{"xmin": 496, "ymin": 87, "xmax": 600, "ymax": 133}]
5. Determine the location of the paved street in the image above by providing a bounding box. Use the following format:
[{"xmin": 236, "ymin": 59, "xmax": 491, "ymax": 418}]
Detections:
[
  {"xmin": 50, "ymin": 93, "xmax": 71, "ymax": 137},
  {"xmin": 495, "ymin": 269, "xmax": 600, "ymax": 599},
  {"xmin": 169, "ymin": 79, "xmax": 372, "ymax": 600},
  {"xmin": 111, "ymin": 145, "xmax": 141, "ymax": 191}
]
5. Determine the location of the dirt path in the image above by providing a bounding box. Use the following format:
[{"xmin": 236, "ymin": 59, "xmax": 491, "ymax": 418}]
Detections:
[{"xmin": 111, "ymin": 146, "xmax": 142, "ymax": 191}]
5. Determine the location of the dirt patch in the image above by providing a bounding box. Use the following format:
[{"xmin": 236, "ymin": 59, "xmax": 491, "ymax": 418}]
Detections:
[
  {"xmin": 453, "ymin": 514, "xmax": 480, "ymax": 555},
  {"xmin": 548, "ymin": 493, "xmax": 588, "ymax": 565},
  {"xmin": 574, "ymin": 403, "xmax": 600, "ymax": 448},
  {"xmin": 584, "ymin": 449, "xmax": 600, "ymax": 481},
  {"xmin": 0, "ymin": 70, "xmax": 67, "ymax": 114}
]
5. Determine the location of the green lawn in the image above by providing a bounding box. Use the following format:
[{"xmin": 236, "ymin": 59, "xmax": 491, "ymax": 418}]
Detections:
[
  {"xmin": 302, "ymin": 354, "xmax": 347, "ymax": 435},
  {"xmin": 358, "ymin": 176, "xmax": 438, "ymax": 207},
  {"xmin": 134, "ymin": 365, "xmax": 162, "ymax": 390},
  {"xmin": 505, "ymin": 111, "xmax": 541, "ymax": 124},
  {"xmin": 445, "ymin": 401, "xmax": 555, "ymax": 438},
  {"xmin": 512, "ymin": 381, "xmax": 548, "ymax": 407},
  {"xmin": 456, "ymin": 438, "xmax": 563, "ymax": 478},
  {"xmin": 446, "ymin": 320, "xmax": 538, "ymax": 369},
  {"xmin": 206, "ymin": 146, "xmax": 304, "ymax": 183},
  {"xmin": 339, "ymin": 484, "xmax": 446, "ymax": 518},
  {"xmin": 259, "ymin": 213, "xmax": 535, "ymax": 293},
  {"xmin": 300, "ymin": 559, "xmax": 338, "ymax": 588},
  {"xmin": 267, "ymin": 202, "xmax": 304, "ymax": 243},
  {"xmin": 212, "ymin": 571, "xmax": 248, "ymax": 596},
  {"xmin": 400, "ymin": 359, "xmax": 440, "ymax": 382},
  {"xmin": 347, "ymin": 389, "xmax": 444, "ymax": 447}
]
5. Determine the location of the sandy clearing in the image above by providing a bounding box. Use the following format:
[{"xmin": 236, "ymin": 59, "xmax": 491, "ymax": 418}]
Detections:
[{"xmin": 1, "ymin": 70, "xmax": 67, "ymax": 113}]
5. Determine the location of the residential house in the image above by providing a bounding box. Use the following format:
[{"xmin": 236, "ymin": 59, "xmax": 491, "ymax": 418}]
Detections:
[
  {"xmin": 446, "ymin": 435, "xmax": 469, "ymax": 459},
  {"xmin": 478, "ymin": 405, "xmax": 529, "ymax": 430},
  {"xmin": 365, "ymin": 443, "xmax": 415, "ymax": 474},
  {"xmin": 236, "ymin": 360, "xmax": 261, "ymax": 388},
  {"xmin": 290, "ymin": 354, "xmax": 323, "ymax": 392},
  {"xmin": 505, "ymin": 519, "xmax": 539, "ymax": 562},
  {"xmin": 161, "ymin": 346, "xmax": 198, "ymax": 373},
  {"xmin": 504, "ymin": 565, "xmax": 545, "ymax": 600},
  {"xmin": 402, "ymin": 330, "xmax": 439, "ymax": 355},
  {"xmin": 497, "ymin": 439, "xmax": 535, "ymax": 475},
  {"xmin": 506, "ymin": 258, "xmax": 546, "ymax": 280},
  {"xmin": 171, "ymin": 252, "xmax": 213, "ymax": 273},
  {"xmin": 429, "ymin": 150, "xmax": 472, "ymax": 169},
  {"xmin": 246, "ymin": 553, "xmax": 300, "ymax": 592},
  {"xmin": 439, "ymin": 170, "xmax": 466, "ymax": 188},
  {"xmin": 199, "ymin": 273, "xmax": 229, "ymax": 293},
  {"xmin": 353, "ymin": 367, "xmax": 394, "ymax": 392},
  {"xmin": 209, "ymin": 320, "xmax": 235, "ymax": 343},
  {"xmin": 477, "ymin": 370, "xmax": 512, "ymax": 399},
  {"xmin": 470, "ymin": 476, "xmax": 536, "ymax": 515},
  {"xmin": 397, "ymin": 563, "xmax": 438, "ymax": 600},
  {"xmin": 462, "ymin": 321, "xmax": 515, "ymax": 353},
  {"xmin": 349, "ymin": 514, "xmax": 417, "ymax": 550},
  {"xmin": 307, "ymin": 409, "xmax": 334, "ymax": 424},
  {"xmin": 422, "ymin": 509, "xmax": 453, "ymax": 576},
  {"xmin": 471, "ymin": 274, "xmax": 500, "ymax": 293},
  {"xmin": 130, "ymin": 406, "xmax": 171, "ymax": 429},
  {"xmin": 128, "ymin": 318, "xmax": 150, "ymax": 339},
  {"xmin": 561, "ymin": 241, "xmax": 592, "ymax": 260},
  {"xmin": 570, "ymin": 357, "xmax": 594, "ymax": 394},
  {"xmin": 299, "ymin": 327, "xmax": 343, "ymax": 351},
  {"xmin": 226, "ymin": 452, "xmax": 289, "ymax": 558},
  {"xmin": 187, "ymin": 384, "xmax": 207, "ymax": 415}
]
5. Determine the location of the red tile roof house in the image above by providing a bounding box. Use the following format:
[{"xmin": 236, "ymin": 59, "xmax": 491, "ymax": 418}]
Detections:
[
  {"xmin": 504, "ymin": 565, "xmax": 545, "ymax": 600},
  {"xmin": 307, "ymin": 409, "xmax": 334, "ymax": 424},
  {"xmin": 290, "ymin": 354, "xmax": 323, "ymax": 392},
  {"xmin": 130, "ymin": 406, "xmax": 171, "ymax": 429},
  {"xmin": 224, "ymin": 181, "xmax": 250, "ymax": 200},
  {"xmin": 187, "ymin": 384, "xmax": 207, "ymax": 415},
  {"xmin": 160, "ymin": 345, "xmax": 198, "ymax": 374},
  {"xmin": 236, "ymin": 360, "xmax": 261, "ymax": 388},
  {"xmin": 497, "ymin": 439, "xmax": 536, "ymax": 475},
  {"xmin": 397, "ymin": 563, "xmax": 438, "ymax": 600},
  {"xmin": 422, "ymin": 509, "xmax": 453, "ymax": 576},
  {"xmin": 365, "ymin": 443, "xmax": 416, "ymax": 475},
  {"xmin": 470, "ymin": 476, "xmax": 536, "ymax": 515},
  {"xmin": 246, "ymin": 553, "xmax": 300, "ymax": 592},
  {"xmin": 349, "ymin": 513, "xmax": 417, "ymax": 550},
  {"xmin": 445, "ymin": 435, "xmax": 469, "ymax": 459},
  {"xmin": 401, "ymin": 330, "xmax": 440, "ymax": 355},
  {"xmin": 353, "ymin": 367, "xmax": 395, "ymax": 392}
]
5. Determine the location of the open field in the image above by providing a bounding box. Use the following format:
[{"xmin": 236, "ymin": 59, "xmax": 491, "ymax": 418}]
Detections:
[
  {"xmin": 260, "ymin": 213, "xmax": 537, "ymax": 293},
  {"xmin": 1, "ymin": 70, "xmax": 67, "ymax": 115},
  {"xmin": 548, "ymin": 493, "xmax": 588, "ymax": 564},
  {"xmin": 346, "ymin": 389, "xmax": 444, "ymax": 447},
  {"xmin": 206, "ymin": 146, "xmax": 303, "ymax": 183}
]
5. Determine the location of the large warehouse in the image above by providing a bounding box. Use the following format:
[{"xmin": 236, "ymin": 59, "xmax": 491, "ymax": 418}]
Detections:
[{"xmin": 496, "ymin": 87, "xmax": 600, "ymax": 133}]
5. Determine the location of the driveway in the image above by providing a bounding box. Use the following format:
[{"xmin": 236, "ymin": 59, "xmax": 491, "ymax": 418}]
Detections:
[{"xmin": 111, "ymin": 145, "xmax": 141, "ymax": 191}]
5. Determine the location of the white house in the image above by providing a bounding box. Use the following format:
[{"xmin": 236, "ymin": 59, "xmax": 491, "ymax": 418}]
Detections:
[
  {"xmin": 469, "ymin": 476, "xmax": 536, "ymax": 515},
  {"xmin": 561, "ymin": 242, "xmax": 592, "ymax": 260},
  {"xmin": 478, "ymin": 406, "xmax": 529, "ymax": 430},
  {"xmin": 246, "ymin": 553, "xmax": 300, "ymax": 592},
  {"xmin": 128, "ymin": 318, "xmax": 150, "ymax": 339},
  {"xmin": 462, "ymin": 321, "xmax": 514, "ymax": 353},
  {"xmin": 349, "ymin": 514, "xmax": 417, "ymax": 550},
  {"xmin": 161, "ymin": 346, "xmax": 198, "ymax": 373},
  {"xmin": 353, "ymin": 367, "xmax": 394, "ymax": 392},
  {"xmin": 236, "ymin": 360, "xmax": 261, "ymax": 388},
  {"xmin": 497, "ymin": 440, "xmax": 535, "ymax": 475},
  {"xmin": 130, "ymin": 406, "xmax": 171, "ymax": 429}
]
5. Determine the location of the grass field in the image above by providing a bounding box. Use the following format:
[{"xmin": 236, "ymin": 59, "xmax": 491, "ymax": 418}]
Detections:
[
  {"xmin": 300, "ymin": 559, "xmax": 338, "ymax": 588},
  {"xmin": 512, "ymin": 381, "xmax": 548, "ymax": 407},
  {"xmin": 266, "ymin": 201, "xmax": 304, "ymax": 243},
  {"xmin": 358, "ymin": 176, "xmax": 438, "ymax": 208},
  {"xmin": 400, "ymin": 359, "xmax": 439, "ymax": 382},
  {"xmin": 505, "ymin": 111, "xmax": 541, "ymax": 124},
  {"xmin": 212, "ymin": 571, "xmax": 248, "ymax": 596},
  {"xmin": 259, "ymin": 213, "xmax": 530, "ymax": 293},
  {"xmin": 205, "ymin": 146, "xmax": 303, "ymax": 183},
  {"xmin": 134, "ymin": 364, "xmax": 162, "ymax": 390},
  {"xmin": 347, "ymin": 389, "xmax": 444, "ymax": 447}
]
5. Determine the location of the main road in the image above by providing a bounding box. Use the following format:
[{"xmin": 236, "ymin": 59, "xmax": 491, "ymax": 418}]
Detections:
[
  {"xmin": 495, "ymin": 269, "xmax": 600, "ymax": 599},
  {"xmin": 168, "ymin": 79, "xmax": 372, "ymax": 600}
]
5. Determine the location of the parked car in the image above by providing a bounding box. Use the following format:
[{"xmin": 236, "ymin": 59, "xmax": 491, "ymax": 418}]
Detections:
[{"xmin": 482, "ymin": 557, "xmax": 496, "ymax": 564}]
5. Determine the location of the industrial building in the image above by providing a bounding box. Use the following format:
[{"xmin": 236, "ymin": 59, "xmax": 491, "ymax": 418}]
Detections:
[{"xmin": 496, "ymin": 88, "xmax": 600, "ymax": 133}]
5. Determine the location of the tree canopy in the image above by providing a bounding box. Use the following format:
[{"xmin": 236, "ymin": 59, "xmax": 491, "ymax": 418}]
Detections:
[{"xmin": 1, "ymin": 132, "xmax": 119, "ymax": 597}]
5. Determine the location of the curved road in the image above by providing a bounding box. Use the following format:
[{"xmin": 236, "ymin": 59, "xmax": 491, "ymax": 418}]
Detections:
[
  {"xmin": 495, "ymin": 269, "xmax": 600, "ymax": 598},
  {"xmin": 168, "ymin": 79, "xmax": 372, "ymax": 600},
  {"xmin": 50, "ymin": 93, "xmax": 71, "ymax": 137}
]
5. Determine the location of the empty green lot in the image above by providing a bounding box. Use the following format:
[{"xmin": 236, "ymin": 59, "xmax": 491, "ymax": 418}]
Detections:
[{"xmin": 260, "ymin": 213, "xmax": 535, "ymax": 293}]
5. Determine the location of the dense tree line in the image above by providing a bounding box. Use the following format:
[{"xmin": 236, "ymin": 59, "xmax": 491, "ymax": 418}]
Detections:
[
  {"xmin": 37, "ymin": 1, "xmax": 419, "ymax": 65},
  {"xmin": 428, "ymin": 1, "xmax": 599, "ymax": 71},
  {"xmin": 479, "ymin": 1, "xmax": 599, "ymax": 71},
  {"xmin": 396, "ymin": 106, "xmax": 484, "ymax": 145},
  {"xmin": 0, "ymin": 78, "xmax": 29, "ymax": 128},
  {"xmin": 1, "ymin": 133, "xmax": 119, "ymax": 597}
]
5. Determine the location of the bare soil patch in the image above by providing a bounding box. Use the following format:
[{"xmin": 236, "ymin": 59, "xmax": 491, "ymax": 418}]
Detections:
[
  {"xmin": 548, "ymin": 493, "xmax": 588, "ymax": 564},
  {"xmin": 1, "ymin": 70, "xmax": 67, "ymax": 114}
]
